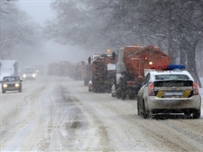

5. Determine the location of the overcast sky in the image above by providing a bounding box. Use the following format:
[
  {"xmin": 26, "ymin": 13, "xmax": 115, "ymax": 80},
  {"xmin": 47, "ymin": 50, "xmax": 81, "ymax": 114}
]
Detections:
[
  {"xmin": 17, "ymin": 0, "xmax": 89, "ymax": 64},
  {"xmin": 18, "ymin": 0, "xmax": 53, "ymax": 25}
]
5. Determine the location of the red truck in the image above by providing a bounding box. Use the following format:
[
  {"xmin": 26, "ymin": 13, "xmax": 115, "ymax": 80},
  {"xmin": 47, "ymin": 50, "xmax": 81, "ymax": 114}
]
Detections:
[
  {"xmin": 113, "ymin": 44, "xmax": 170, "ymax": 99},
  {"xmin": 88, "ymin": 53, "xmax": 117, "ymax": 93}
]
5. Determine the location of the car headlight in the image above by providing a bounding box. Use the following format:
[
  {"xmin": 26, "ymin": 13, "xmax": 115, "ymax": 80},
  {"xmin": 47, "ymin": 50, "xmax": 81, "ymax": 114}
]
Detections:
[
  {"xmin": 23, "ymin": 74, "xmax": 26, "ymax": 78},
  {"xmin": 3, "ymin": 84, "xmax": 8, "ymax": 88},
  {"xmin": 15, "ymin": 83, "xmax": 20, "ymax": 87},
  {"xmin": 32, "ymin": 74, "xmax": 36, "ymax": 77}
]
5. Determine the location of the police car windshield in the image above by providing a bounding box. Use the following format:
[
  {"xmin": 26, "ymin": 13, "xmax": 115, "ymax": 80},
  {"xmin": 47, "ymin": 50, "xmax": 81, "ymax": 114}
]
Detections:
[{"xmin": 155, "ymin": 74, "xmax": 189, "ymax": 80}]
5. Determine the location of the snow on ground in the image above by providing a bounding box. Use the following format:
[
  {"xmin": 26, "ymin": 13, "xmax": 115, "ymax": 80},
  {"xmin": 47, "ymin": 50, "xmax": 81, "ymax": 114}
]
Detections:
[{"xmin": 0, "ymin": 75, "xmax": 203, "ymax": 151}]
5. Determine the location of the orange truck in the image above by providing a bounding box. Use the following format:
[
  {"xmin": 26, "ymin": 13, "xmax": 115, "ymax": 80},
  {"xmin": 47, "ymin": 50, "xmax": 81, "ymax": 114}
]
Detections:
[
  {"xmin": 114, "ymin": 44, "xmax": 170, "ymax": 99},
  {"xmin": 88, "ymin": 53, "xmax": 117, "ymax": 93},
  {"xmin": 84, "ymin": 54, "xmax": 100, "ymax": 86}
]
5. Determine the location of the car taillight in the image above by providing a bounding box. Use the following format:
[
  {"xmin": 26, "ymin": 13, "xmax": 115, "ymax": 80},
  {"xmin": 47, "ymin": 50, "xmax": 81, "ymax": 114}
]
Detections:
[
  {"xmin": 148, "ymin": 83, "xmax": 154, "ymax": 96},
  {"xmin": 193, "ymin": 82, "xmax": 199, "ymax": 95}
]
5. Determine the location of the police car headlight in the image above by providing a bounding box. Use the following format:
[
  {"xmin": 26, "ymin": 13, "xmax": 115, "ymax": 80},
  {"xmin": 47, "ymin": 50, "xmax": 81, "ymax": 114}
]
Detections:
[
  {"xmin": 15, "ymin": 83, "xmax": 20, "ymax": 87},
  {"xmin": 3, "ymin": 84, "xmax": 8, "ymax": 88},
  {"xmin": 23, "ymin": 74, "xmax": 26, "ymax": 78}
]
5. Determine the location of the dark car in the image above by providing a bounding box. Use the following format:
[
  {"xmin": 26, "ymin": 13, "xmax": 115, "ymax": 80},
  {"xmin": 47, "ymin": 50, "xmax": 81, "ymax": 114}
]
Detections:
[{"xmin": 1, "ymin": 76, "xmax": 22, "ymax": 93}]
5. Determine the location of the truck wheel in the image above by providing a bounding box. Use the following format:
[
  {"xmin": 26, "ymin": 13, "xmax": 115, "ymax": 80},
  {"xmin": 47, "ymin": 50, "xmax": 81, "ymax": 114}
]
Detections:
[
  {"xmin": 93, "ymin": 87, "xmax": 98, "ymax": 93},
  {"xmin": 129, "ymin": 93, "xmax": 136, "ymax": 100},
  {"xmin": 121, "ymin": 92, "xmax": 126, "ymax": 100},
  {"xmin": 2, "ymin": 90, "xmax": 6, "ymax": 93},
  {"xmin": 116, "ymin": 88, "xmax": 121, "ymax": 98},
  {"xmin": 107, "ymin": 87, "xmax": 111, "ymax": 93}
]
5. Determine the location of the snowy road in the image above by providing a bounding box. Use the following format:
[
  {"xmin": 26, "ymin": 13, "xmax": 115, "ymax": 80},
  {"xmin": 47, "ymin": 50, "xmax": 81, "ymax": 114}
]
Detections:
[{"xmin": 0, "ymin": 75, "xmax": 203, "ymax": 151}]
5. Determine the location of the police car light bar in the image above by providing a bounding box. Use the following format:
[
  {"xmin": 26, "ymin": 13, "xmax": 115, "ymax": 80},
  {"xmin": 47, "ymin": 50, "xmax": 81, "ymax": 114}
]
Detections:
[
  {"xmin": 150, "ymin": 64, "xmax": 185, "ymax": 70},
  {"xmin": 168, "ymin": 64, "xmax": 185, "ymax": 70}
]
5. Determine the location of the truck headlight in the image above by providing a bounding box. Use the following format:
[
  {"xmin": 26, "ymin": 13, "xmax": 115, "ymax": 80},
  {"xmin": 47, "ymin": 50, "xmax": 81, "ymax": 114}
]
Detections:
[
  {"xmin": 15, "ymin": 83, "xmax": 20, "ymax": 87},
  {"xmin": 3, "ymin": 84, "xmax": 8, "ymax": 88},
  {"xmin": 23, "ymin": 74, "xmax": 26, "ymax": 78},
  {"xmin": 32, "ymin": 74, "xmax": 36, "ymax": 77},
  {"xmin": 149, "ymin": 61, "xmax": 153, "ymax": 65}
]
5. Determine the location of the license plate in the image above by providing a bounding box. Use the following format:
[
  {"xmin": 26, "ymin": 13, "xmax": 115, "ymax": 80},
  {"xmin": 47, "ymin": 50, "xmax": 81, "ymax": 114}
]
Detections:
[{"xmin": 164, "ymin": 91, "xmax": 182, "ymax": 96}]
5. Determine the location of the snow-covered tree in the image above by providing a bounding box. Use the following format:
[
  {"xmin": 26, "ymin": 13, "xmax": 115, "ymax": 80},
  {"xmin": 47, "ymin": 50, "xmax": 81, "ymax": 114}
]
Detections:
[
  {"xmin": 44, "ymin": 0, "xmax": 203, "ymax": 86},
  {"xmin": 136, "ymin": 0, "xmax": 203, "ymax": 86},
  {"xmin": 0, "ymin": 1, "xmax": 43, "ymax": 60}
]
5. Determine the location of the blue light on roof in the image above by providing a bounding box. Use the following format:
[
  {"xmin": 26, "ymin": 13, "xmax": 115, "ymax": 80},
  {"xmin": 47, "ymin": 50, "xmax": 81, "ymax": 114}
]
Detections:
[{"xmin": 168, "ymin": 64, "xmax": 185, "ymax": 70}]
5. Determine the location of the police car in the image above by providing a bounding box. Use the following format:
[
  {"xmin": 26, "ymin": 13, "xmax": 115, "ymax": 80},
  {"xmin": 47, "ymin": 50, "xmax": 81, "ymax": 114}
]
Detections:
[{"xmin": 137, "ymin": 65, "xmax": 201, "ymax": 119}]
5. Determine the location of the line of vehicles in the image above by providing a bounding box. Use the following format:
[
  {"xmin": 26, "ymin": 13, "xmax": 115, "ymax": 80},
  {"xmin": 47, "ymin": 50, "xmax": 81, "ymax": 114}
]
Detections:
[
  {"xmin": 0, "ymin": 69, "xmax": 38, "ymax": 94},
  {"xmin": 47, "ymin": 61, "xmax": 87, "ymax": 80},
  {"xmin": 78, "ymin": 44, "xmax": 201, "ymax": 119},
  {"xmin": 6, "ymin": 44, "xmax": 200, "ymax": 119},
  {"xmin": 0, "ymin": 60, "xmax": 38, "ymax": 94},
  {"xmin": 85, "ymin": 45, "xmax": 170, "ymax": 97}
]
